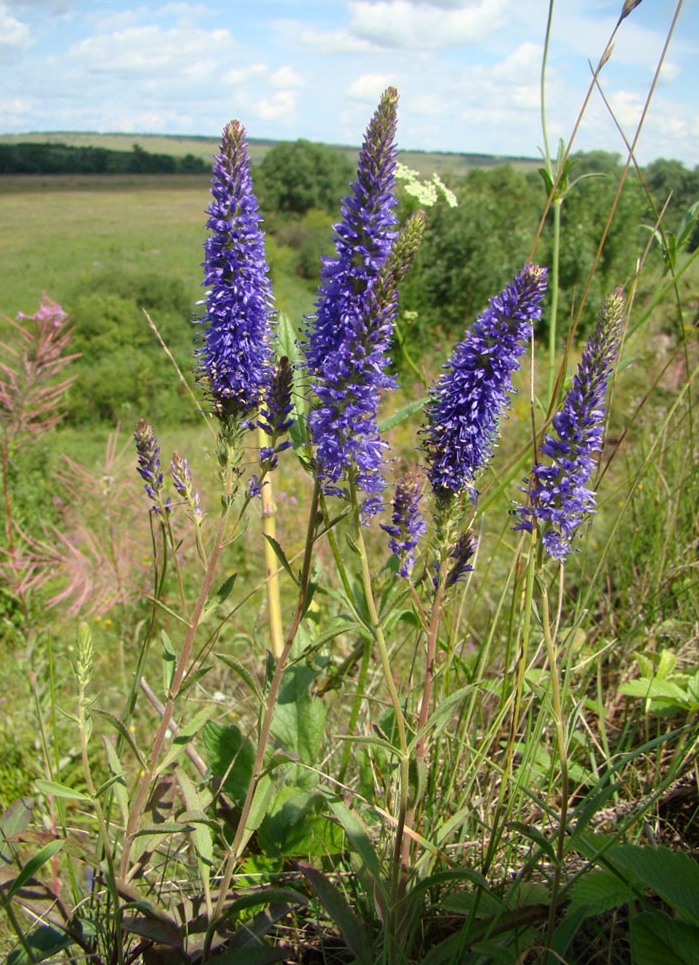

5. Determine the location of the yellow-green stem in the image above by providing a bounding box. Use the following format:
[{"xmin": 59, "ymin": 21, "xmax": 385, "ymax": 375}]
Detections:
[
  {"xmin": 541, "ymin": 574, "xmax": 569, "ymax": 956},
  {"xmin": 257, "ymin": 425, "xmax": 284, "ymax": 659}
]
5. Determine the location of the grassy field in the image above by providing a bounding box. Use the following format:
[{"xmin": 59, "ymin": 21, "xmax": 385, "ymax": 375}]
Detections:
[{"xmin": 0, "ymin": 174, "xmax": 211, "ymax": 319}]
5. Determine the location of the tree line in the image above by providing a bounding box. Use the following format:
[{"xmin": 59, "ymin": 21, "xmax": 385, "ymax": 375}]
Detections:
[{"xmin": 0, "ymin": 141, "xmax": 208, "ymax": 175}]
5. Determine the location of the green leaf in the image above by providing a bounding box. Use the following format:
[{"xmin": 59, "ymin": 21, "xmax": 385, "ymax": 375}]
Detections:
[
  {"xmin": 103, "ymin": 739, "xmax": 130, "ymax": 828},
  {"xmin": 272, "ymin": 666, "xmax": 326, "ymax": 771},
  {"xmin": 607, "ymin": 844, "xmax": 699, "ymax": 926},
  {"xmin": 620, "ymin": 678, "xmax": 690, "ymax": 708},
  {"xmin": 630, "ymin": 911, "xmax": 699, "ymax": 965},
  {"xmin": 202, "ymin": 721, "xmax": 254, "ymax": 804},
  {"xmin": 327, "ymin": 798, "xmax": 386, "ymax": 904},
  {"xmin": 178, "ymin": 664, "xmax": 213, "ymax": 697},
  {"xmin": 508, "ymin": 822, "xmax": 556, "ymax": 862},
  {"xmin": 94, "ymin": 709, "xmax": 146, "ymax": 767},
  {"xmin": 8, "ymin": 925, "xmax": 72, "ymax": 965},
  {"xmin": 225, "ymin": 886, "xmax": 308, "ymax": 918},
  {"xmin": 567, "ymin": 868, "xmax": 636, "ymax": 917},
  {"xmin": 275, "ymin": 312, "xmax": 299, "ymax": 364},
  {"xmin": 6, "ymin": 839, "xmax": 64, "ymax": 899},
  {"xmin": 236, "ymin": 774, "xmax": 275, "ymax": 855},
  {"xmin": 0, "ymin": 797, "xmax": 33, "ymax": 864},
  {"xmin": 177, "ymin": 767, "xmax": 213, "ymax": 872},
  {"xmin": 121, "ymin": 917, "xmax": 183, "ymax": 948},
  {"xmin": 298, "ymin": 860, "xmax": 374, "ymax": 965},
  {"xmin": 656, "ymin": 648, "xmax": 677, "ymax": 679},
  {"xmin": 257, "ymin": 788, "xmax": 343, "ymax": 858},
  {"xmin": 216, "ymin": 652, "xmax": 263, "ymax": 702},
  {"xmin": 215, "ymin": 573, "xmax": 238, "ymax": 604},
  {"xmin": 162, "ymin": 628, "xmax": 177, "ymax": 692},
  {"xmin": 263, "ymin": 534, "xmax": 299, "ymax": 586},
  {"xmin": 143, "ymin": 596, "xmax": 190, "ymax": 625},
  {"xmin": 378, "ymin": 395, "xmax": 428, "ymax": 432},
  {"xmin": 34, "ymin": 779, "xmax": 90, "ymax": 802}
]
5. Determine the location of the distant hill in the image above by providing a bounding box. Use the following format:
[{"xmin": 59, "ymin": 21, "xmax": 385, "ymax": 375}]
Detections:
[{"xmin": 0, "ymin": 131, "xmax": 539, "ymax": 178}]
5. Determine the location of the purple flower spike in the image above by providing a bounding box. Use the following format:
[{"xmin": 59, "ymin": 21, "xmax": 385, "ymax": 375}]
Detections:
[
  {"xmin": 198, "ymin": 120, "xmax": 274, "ymax": 420},
  {"xmin": 381, "ymin": 470, "xmax": 426, "ymax": 578},
  {"xmin": 171, "ymin": 452, "xmax": 202, "ymax": 517},
  {"xmin": 423, "ymin": 264, "xmax": 548, "ymax": 501},
  {"xmin": 516, "ymin": 288, "xmax": 625, "ymax": 560},
  {"xmin": 134, "ymin": 419, "xmax": 168, "ymax": 513},
  {"xmin": 446, "ymin": 530, "xmax": 478, "ymax": 587},
  {"xmin": 303, "ymin": 87, "xmax": 400, "ymax": 514},
  {"xmin": 258, "ymin": 356, "xmax": 294, "ymax": 471}
]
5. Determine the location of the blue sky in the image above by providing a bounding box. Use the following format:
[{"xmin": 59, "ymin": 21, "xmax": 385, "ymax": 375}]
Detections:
[{"xmin": 0, "ymin": 0, "xmax": 697, "ymax": 165}]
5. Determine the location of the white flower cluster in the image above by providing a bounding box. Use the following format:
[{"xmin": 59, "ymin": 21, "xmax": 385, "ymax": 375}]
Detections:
[{"xmin": 395, "ymin": 162, "xmax": 458, "ymax": 208}]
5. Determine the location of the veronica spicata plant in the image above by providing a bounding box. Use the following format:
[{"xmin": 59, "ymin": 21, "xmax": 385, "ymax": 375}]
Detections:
[{"xmin": 8, "ymin": 22, "xmax": 682, "ymax": 956}]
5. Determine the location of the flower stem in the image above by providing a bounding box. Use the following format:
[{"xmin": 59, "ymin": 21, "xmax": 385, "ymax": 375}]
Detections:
[
  {"xmin": 350, "ymin": 480, "xmax": 410, "ymax": 926},
  {"xmin": 257, "ymin": 425, "xmax": 284, "ymax": 659},
  {"xmin": 203, "ymin": 480, "xmax": 321, "ymax": 958},
  {"xmin": 119, "ymin": 504, "xmax": 232, "ymax": 878},
  {"xmin": 542, "ymin": 572, "xmax": 569, "ymax": 954}
]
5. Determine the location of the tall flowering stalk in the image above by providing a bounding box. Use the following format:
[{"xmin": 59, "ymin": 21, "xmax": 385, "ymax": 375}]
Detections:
[
  {"xmin": 516, "ymin": 288, "xmax": 625, "ymax": 560},
  {"xmin": 303, "ymin": 87, "xmax": 400, "ymax": 515},
  {"xmin": 411, "ymin": 265, "xmax": 547, "ymax": 824},
  {"xmin": 198, "ymin": 120, "xmax": 274, "ymax": 422},
  {"xmin": 423, "ymin": 263, "xmax": 548, "ymax": 505}
]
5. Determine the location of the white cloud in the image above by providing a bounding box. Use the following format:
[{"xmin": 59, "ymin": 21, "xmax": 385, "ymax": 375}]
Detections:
[
  {"xmin": 254, "ymin": 89, "xmax": 296, "ymax": 120},
  {"xmin": 658, "ymin": 61, "xmax": 680, "ymax": 85},
  {"xmin": 348, "ymin": 72, "xmax": 394, "ymax": 101},
  {"xmin": 347, "ymin": 0, "xmax": 510, "ymax": 49},
  {"xmin": 291, "ymin": 24, "xmax": 375, "ymax": 55},
  {"xmin": 68, "ymin": 24, "xmax": 237, "ymax": 78},
  {"xmin": 222, "ymin": 63, "xmax": 268, "ymax": 86},
  {"xmin": 270, "ymin": 65, "xmax": 304, "ymax": 89},
  {"xmin": 0, "ymin": 3, "xmax": 31, "ymax": 53}
]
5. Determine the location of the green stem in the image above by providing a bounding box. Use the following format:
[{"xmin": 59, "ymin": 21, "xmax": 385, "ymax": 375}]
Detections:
[
  {"xmin": 203, "ymin": 480, "xmax": 321, "ymax": 959},
  {"xmin": 338, "ymin": 636, "xmax": 372, "ymax": 784},
  {"xmin": 540, "ymin": 0, "xmax": 555, "ymax": 179},
  {"xmin": 482, "ymin": 533, "xmax": 537, "ymax": 876},
  {"xmin": 119, "ymin": 505, "xmax": 232, "ymax": 878},
  {"xmin": 541, "ymin": 573, "xmax": 569, "ymax": 956},
  {"xmin": 402, "ymin": 569, "xmax": 447, "ymax": 880},
  {"xmin": 350, "ymin": 481, "xmax": 410, "ymax": 923},
  {"xmin": 78, "ymin": 687, "xmax": 124, "ymax": 965},
  {"xmin": 547, "ymin": 198, "xmax": 562, "ymax": 406}
]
